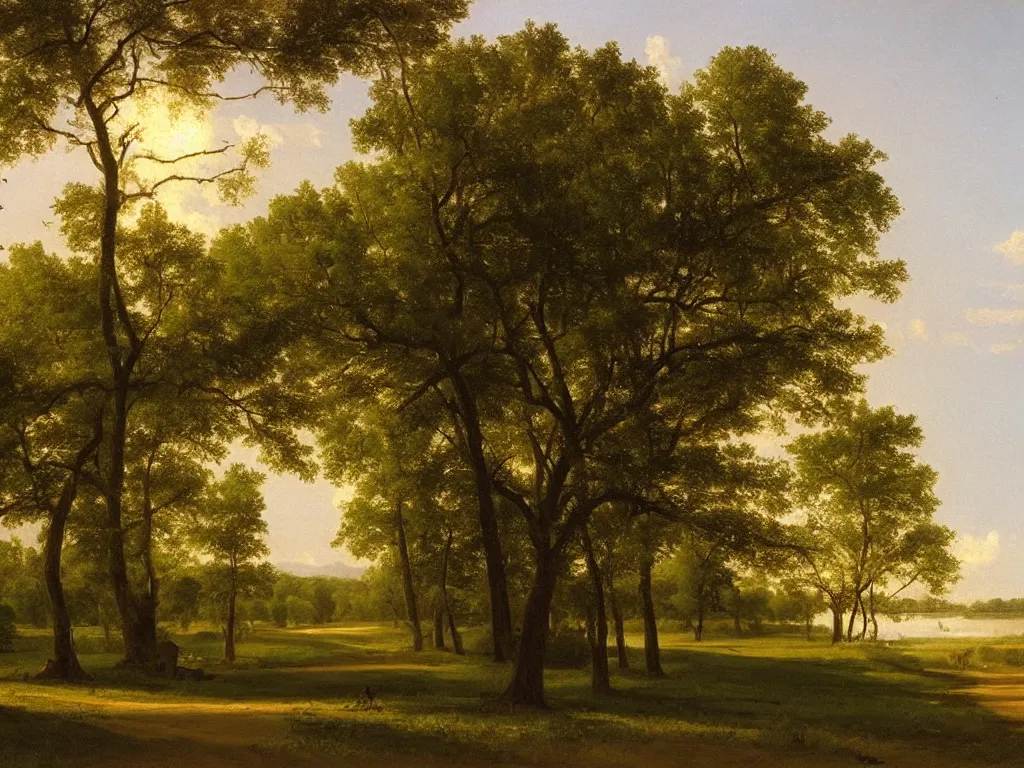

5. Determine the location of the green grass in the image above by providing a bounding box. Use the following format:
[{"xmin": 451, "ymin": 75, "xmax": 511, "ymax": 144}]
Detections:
[{"xmin": 1, "ymin": 622, "xmax": 1023, "ymax": 767}]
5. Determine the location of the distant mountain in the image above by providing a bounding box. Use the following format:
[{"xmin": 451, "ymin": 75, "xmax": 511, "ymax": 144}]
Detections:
[{"xmin": 274, "ymin": 561, "xmax": 366, "ymax": 579}]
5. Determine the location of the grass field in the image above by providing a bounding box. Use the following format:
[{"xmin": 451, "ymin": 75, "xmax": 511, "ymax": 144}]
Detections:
[{"xmin": 2, "ymin": 622, "xmax": 1024, "ymax": 767}]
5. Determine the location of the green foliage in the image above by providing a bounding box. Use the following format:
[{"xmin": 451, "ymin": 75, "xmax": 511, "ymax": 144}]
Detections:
[
  {"xmin": 271, "ymin": 600, "xmax": 289, "ymax": 628},
  {"xmin": 164, "ymin": 577, "xmax": 203, "ymax": 631},
  {"xmin": 285, "ymin": 596, "xmax": 316, "ymax": 626},
  {"xmin": 788, "ymin": 400, "xmax": 960, "ymax": 634},
  {"xmin": 0, "ymin": 604, "xmax": 16, "ymax": 652}
]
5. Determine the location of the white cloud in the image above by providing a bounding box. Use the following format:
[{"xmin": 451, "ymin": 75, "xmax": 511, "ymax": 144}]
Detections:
[
  {"xmin": 646, "ymin": 35, "xmax": 683, "ymax": 88},
  {"xmin": 943, "ymin": 332, "xmax": 974, "ymax": 347},
  {"xmin": 232, "ymin": 115, "xmax": 322, "ymax": 149},
  {"xmin": 233, "ymin": 115, "xmax": 284, "ymax": 149},
  {"xmin": 1001, "ymin": 283, "xmax": 1024, "ymax": 298},
  {"xmin": 954, "ymin": 531, "xmax": 1000, "ymax": 566},
  {"xmin": 995, "ymin": 231, "xmax": 1024, "ymax": 264},
  {"xmin": 909, "ymin": 318, "xmax": 928, "ymax": 340},
  {"xmin": 966, "ymin": 308, "xmax": 1024, "ymax": 326},
  {"xmin": 990, "ymin": 342, "xmax": 1019, "ymax": 355}
]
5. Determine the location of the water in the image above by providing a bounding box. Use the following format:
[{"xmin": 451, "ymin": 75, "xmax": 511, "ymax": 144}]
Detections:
[{"xmin": 845, "ymin": 615, "xmax": 1024, "ymax": 640}]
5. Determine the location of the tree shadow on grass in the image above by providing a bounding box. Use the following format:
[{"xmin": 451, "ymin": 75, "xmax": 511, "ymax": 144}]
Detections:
[{"xmin": 0, "ymin": 705, "xmax": 146, "ymax": 767}]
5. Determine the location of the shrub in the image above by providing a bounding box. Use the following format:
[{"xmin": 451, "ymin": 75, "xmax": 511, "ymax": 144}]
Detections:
[
  {"xmin": 948, "ymin": 648, "xmax": 974, "ymax": 671},
  {"xmin": 271, "ymin": 600, "xmax": 288, "ymax": 628},
  {"xmin": 545, "ymin": 627, "xmax": 590, "ymax": 669},
  {"xmin": 1004, "ymin": 648, "xmax": 1024, "ymax": 667},
  {"xmin": 286, "ymin": 596, "xmax": 316, "ymax": 626},
  {"xmin": 0, "ymin": 604, "xmax": 16, "ymax": 652}
]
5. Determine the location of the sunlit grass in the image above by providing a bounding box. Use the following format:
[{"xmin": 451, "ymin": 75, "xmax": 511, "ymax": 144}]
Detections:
[{"xmin": 2, "ymin": 622, "xmax": 1024, "ymax": 766}]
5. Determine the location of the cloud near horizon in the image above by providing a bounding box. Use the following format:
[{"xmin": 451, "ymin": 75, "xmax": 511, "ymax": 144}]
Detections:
[
  {"xmin": 995, "ymin": 231, "xmax": 1024, "ymax": 264},
  {"xmin": 955, "ymin": 531, "xmax": 1000, "ymax": 566}
]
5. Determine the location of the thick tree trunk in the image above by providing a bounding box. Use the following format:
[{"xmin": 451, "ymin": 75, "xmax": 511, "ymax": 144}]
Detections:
[
  {"xmin": 502, "ymin": 548, "xmax": 557, "ymax": 707},
  {"xmin": 40, "ymin": 488, "xmax": 90, "ymax": 681},
  {"xmin": 831, "ymin": 605, "xmax": 844, "ymax": 644},
  {"xmin": 639, "ymin": 555, "xmax": 664, "ymax": 677},
  {"xmin": 450, "ymin": 378, "xmax": 514, "ymax": 662},
  {"xmin": 440, "ymin": 530, "xmax": 463, "ymax": 654},
  {"xmin": 395, "ymin": 502, "xmax": 423, "ymax": 651},
  {"xmin": 86, "ymin": 96, "xmax": 152, "ymax": 669},
  {"xmin": 608, "ymin": 589, "xmax": 629, "ymax": 669},
  {"xmin": 695, "ymin": 603, "xmax": 705, "ymax": 642},
  {"xmin": 582, "ymin": 530, "xmax": 611, "ymax": 695},
  {"xmin": 805, "ymin": 614, "xmax": 813, "ymax": 641}
]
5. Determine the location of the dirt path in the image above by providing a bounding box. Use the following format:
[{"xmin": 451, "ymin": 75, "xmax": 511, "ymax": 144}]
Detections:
[{"xmin": 960, "ymin": 670, "xmax": 1024, "ymax": 721}]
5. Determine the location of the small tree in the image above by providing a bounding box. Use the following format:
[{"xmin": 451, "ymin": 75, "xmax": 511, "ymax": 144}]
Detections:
[
  {"xmin": 312, "ymin": 582, "xmax": 337, "ymax": 625},
  {"xmin": 788, "ymin": 401, "xmax": 960, "ymax": 643},
  {"xmin": 194, "ymin": 465, "xmax": 272, "ymax": 661},
  {"xmin": 164, "ymin": 576, "xmax": 203, "ymax": 632}
]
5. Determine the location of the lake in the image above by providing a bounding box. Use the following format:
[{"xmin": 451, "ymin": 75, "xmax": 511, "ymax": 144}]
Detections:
[{"xmin": 861, "ymin": 615, "xmax": 1024, "ymax": 640}]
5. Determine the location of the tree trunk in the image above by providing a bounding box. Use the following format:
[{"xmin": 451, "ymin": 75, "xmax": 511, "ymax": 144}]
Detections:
[
  {"xmin": 440, "ymin": 530, "xmax": 463, "ymax": 654},
  {"xmin": 639, "ymin": 555, "xmax": 664, "ymax": 677},
  {"xmin": 846, "ymin": 592, "xmax": 861, "ymax": 642},
  {"xmin": 831, "ymin": 604, "xmax": 844, "ymax": 644},
  {"xmin": 608, "ymin": 588, "xmax": 629, "ymax": 669},
  {"xmin": 86, "ymin": 97, "xmax": 152, "ymax": 669},
  {"xmin": 582, "ymin": 530, "xmax": 611, "ymax": 695},
  {"xmin": 695, "ymin": 602, "xmax": 705, "ymax": 642},
  {"xmin": 869, "ymin": 584, "xmax": 879, "ymax": 641},
  {"xmin": 733, "ymin": 604, "xmax": 742, "ymax": 637},
  {"xmin": 225, "ymin": 578, "xmax": 237, "ymax": 662},
  {"xmin": 40, "ymin": 486, "xmax": 90, "ymax": 680},
  {"xmin": 501, "ymin": 548, "xmax": 557, "ymax": 707},
  {"xmin": 394, "ymin": 502, "xmax": 423, "ymax": 651},
  {"xmin": 805, "ymin": 614, "xmax": 813, "ymax": 641},
  {"xmin": 450, "ymin": 377, "xmax": 514, "ymax": 662},
  {"xmin": 858, "ymin": 593, "xmax": 868, "ymax": 641},
  {"xmin": 433, "ymin": 604, "xmax": 446, "ymax": 649}
]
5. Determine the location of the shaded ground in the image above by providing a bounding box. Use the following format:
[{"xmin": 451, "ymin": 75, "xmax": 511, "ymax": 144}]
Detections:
[{"xmin": 2, "ymin": 624, "xmax": 1023, "ymax": 767}]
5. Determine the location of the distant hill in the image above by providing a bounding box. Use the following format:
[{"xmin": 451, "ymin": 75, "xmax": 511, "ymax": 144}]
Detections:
[{"xmin": 274, "ymin": 561, "xmax": 366, "ymax": 579}]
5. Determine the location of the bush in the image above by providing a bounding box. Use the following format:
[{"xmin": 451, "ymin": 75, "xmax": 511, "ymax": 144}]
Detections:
[
  {"xmin": 271, "ymin": 600, "xmax": 288, "ymax": 628},
  {"xmin": 545, "ymin": 627, "xmax": 590, "ymax": 669},
  {"xmin": 949, "ymin": 648, "xmax": 974, "ymax": 671},
  {"xmin": 0, "ymin": 604, "xmax": 16, "ymax": 652},
  {"xmin": 286, "ymin": 596, "xmax": 316, "ymax": 626}
]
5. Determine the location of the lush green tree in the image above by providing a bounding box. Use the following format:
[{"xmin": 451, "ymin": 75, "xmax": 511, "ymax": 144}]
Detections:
[
  {"xmin": 788, "ymin": 400, "xmax": 959, "ymax": 643},
  {"xmin": 163, "ymin": 575, "xmax": 203, "ymax": 631},
  {"xmin": 284, "ymin": 595, "xmax": 315, "ymax": 626},
  {"xmin": 330, "ymin": 409, "xmax": 455, "ymax": 651},
  {"xmin": 0, "ymin": 245, "xmax": 106, "ymax": 678},
  {"xmin": 310, "ymin": 26, "xmax": 903, "ymax": 705},
  {"xmin": 192, "ymin": 464, "xmax": 272, "ymax": 661},
  {"xmin": 311, "ymin": 582, "xmax": 337, "ymax": 625},
  {"xmin": 661, "ymin": 535, "xmax": 735, "ymax": 641},
  {"xmin": 0, "ymin": 0, "xmax": 468, "ymax": 668}
]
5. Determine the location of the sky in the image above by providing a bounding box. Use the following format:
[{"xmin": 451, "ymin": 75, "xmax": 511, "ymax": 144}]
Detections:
[{"xmin": 3, "ymin": 1, "xmax": 1024, "ymax": 599}]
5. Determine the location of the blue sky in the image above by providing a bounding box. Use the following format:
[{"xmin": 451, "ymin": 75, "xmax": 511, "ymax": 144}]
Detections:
[{"xmin": 3, "ymin": 1, "xmax": 1023, "ymax": 598}]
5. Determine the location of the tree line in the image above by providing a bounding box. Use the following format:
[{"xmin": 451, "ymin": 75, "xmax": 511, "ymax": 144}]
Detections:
[{"xmin": 0, "ymin": 2, "xmax": 957, "ymax": 706}]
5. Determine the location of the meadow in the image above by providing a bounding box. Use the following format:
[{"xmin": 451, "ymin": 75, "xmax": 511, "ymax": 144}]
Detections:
[{"xmin": 2, "ymin": 623, "xmax": 1024, "ymax": 767}]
